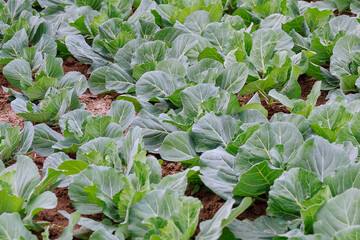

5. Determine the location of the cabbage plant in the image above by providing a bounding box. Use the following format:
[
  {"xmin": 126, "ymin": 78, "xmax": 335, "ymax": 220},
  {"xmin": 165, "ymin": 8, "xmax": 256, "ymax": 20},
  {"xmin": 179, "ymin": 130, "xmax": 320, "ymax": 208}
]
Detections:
[{"xmin": 0, "ymin": 121, "xmax": 33, "ymax": 164}]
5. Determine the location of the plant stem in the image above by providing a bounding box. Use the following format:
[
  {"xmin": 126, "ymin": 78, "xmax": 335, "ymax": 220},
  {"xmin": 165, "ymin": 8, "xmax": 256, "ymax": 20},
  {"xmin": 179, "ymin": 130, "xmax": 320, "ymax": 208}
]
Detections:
[
  {"xmin": 258, "ymin": 90, "xmax": 270, "ymax": 105},
  {"xmin": 253, "ymin": 196, "xmax": 268, "ymax": 202}
]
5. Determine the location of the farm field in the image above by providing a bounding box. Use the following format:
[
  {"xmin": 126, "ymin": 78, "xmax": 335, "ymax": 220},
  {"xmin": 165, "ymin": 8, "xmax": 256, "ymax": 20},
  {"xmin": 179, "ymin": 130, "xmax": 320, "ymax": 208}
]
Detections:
[{"xmin": 1, "ymin": 0, "xmax": 360, "ymax": 239}]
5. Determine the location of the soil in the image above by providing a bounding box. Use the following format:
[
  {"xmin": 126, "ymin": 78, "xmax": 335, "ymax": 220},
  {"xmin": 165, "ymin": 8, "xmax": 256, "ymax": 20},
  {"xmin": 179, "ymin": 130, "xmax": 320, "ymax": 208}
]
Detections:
[
  {"xmin": 34, "ymin": 188, "xmax": 76, "ymax": 239},
  {"xmin": 237, "ymin": 91, "xmax": 291, "ymax": 119},
  {"xmin": 33, "ymin": 187, "xmax": 103, "ymax": 239},
  {"xmin": 161, "ymin": 160, "xmax": 184, "ymax": 177},
  {"xmin": 237, "ymin": 94, "xmax": 252, "ymax": 107},
  {"xmin": 62, "ymin": 57, "xmax": 121, "ymax": 116},
  {"xmin": 262, "ymin": 99, "xmax": 290, "ymax": 119},
  {"xmin": 188, "ymin": 187, "xmax": 267, "ymax": 237},
  {"xmin": 63, "ymin": 57, "xmax": 90, "ymax": 78},
  {"xmin": 334, "ymin": 10, "xmax": 357, "ymax": 17},
  {"xmin": 31, "ymin": 152, "xmax": 46, "ymax": 177},
  {"xmin": 298, "ymin": 75, "xmax": 328, "ymax": 106},
  {"xmin": 307, "ymin": 0, "xmax": 357, "ymax": 16},
  {"xmin": 192, "ymin": 188, "xmax": 225, "ymax": 223},
  {"xmin": 237, "ymin": 75, "xmax": 329, "ymax": 119},
  {"xmin": 78, "ymin": 92, "xmax": 119, "ymax": 116},
  {"xmin": 237, "ymin": 199, "xmax": 267, "ymax": 221},
  {"xmin": 0, "ymin": 72, "xmax": 24, "ymax": 128}
]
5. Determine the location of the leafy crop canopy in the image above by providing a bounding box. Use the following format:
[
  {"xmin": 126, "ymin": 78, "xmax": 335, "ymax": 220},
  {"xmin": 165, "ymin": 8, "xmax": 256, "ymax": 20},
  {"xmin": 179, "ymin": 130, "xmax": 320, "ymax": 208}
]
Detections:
[{"xmin": 1, "ymin": 0, "xmax": 360, "ymax": 239}]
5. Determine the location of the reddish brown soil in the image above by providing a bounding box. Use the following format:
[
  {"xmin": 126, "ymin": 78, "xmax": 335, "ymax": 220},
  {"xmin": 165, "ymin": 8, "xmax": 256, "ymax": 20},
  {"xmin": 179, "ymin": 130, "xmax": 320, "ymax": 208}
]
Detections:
[
  {"xmin": 334, "ymin": 10, "xmax": 356, "ymax": 17},
  {"xmin": 192, "ymin": 188, "xmax": 225, "ymax": 224},
  {"xmin": 78, "ymin": 92, "xmax": 119, "ymax": 116},
  {"xmin": 51, "ymin": 125, "xmax": 63, "ymax": 135},
  {"xmin": 0, "ymin": 72, "xmax": 24, "ymax": 128},
  {"xmin": 63, "ymin": 57, "xmax": 90, "ymax": 78},
  {"xmin": 186, "ymin": 187, "xmax": 225, "ymax": 238},
  {"xmin": 238, "ymin": 75, "xmax": 329, "ymax": 119},
  {"xmin": 63, "ymin": 57, "xmax": 120, "ymax": 116},
  {"xmin": 161, "ymin": 160, "xmax": 184, "ymax": 177},
  {"xmin": 131, "ymin": 7, "xmax": 136, "ymax": 16},
  {"xmin": 189, "ymin": 187, "xmax": 267, "ymax": 236},
  {"xmin": 238, "ymin": 199, "xmax": 267, "ymax": 221},
  {"xmin": 308, "ymin": 0, "xmax": 356, "ymax": 17},
  {"xmin": 34, "ymin": 186, "xmax": 103, "ymax": 239},
  {"xmin": 298, "ymin": 75, "xmax": 328, "ymax": 106},
  {"xmin": 237, "ymin": 94, "xmax": 252, "ymax": 107},
  {"xmin": 262, "ymin": 99, "xmax": 290, "ymax": 119},
  {"xmin": 31, "ymin": 152, "xmax": 46, "ymax": 177},
  {"xmin": 34, "ymin": 188, "xmax": 75, "ymax": 239},
  {"xmin": 4, "ymin": 159, "xmax": 16, "ymax": 167},
  {"xmin": 161, "ymin": 159, "xmax": 267, "ymax": 236},
  {"xmin": 237, "ymin": 94, "xmax": 290, "ymax": 119}
]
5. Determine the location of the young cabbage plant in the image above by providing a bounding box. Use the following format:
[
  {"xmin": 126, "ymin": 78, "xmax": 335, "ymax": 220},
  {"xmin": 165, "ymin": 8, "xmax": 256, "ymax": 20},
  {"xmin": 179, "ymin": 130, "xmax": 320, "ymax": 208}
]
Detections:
[
  {"xmin": 0, "ymin": 121, "xmax": 33, "ymax": 164},
  {"xmin": 269, "ymin": 81, "xmax": 322, "ymax": 118},
  {"xmin": 31, "ymin": 99, "xmax": 136, "ymax": 156},
  {"xmin": 3, "ymin": 54, "xmax": 88, "ymax": 101},
  {"xmin": 0, "ymin": 155, "xmax": 62, "ymax": 233},
  {"xmin": 11, "ymin": 88, "xmax": 85, "ymax": 125}
]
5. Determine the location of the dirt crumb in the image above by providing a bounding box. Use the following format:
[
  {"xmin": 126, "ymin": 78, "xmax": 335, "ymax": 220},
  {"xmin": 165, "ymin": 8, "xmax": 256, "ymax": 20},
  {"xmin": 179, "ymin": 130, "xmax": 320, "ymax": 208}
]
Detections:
[
  {"xmin": 62, "ymin": 57, "xmax": 91, "ymax": 79},
  {"xmin": 78, "ymin": 92, "xmax": 119, "ymax": 116},
  {"xmin": 161, "ymin": 160, "xmax": 184, "ymax": 177},
  {"xmin": 237, "ymin": 94, "xmax": 253, "ymax": 106}
]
